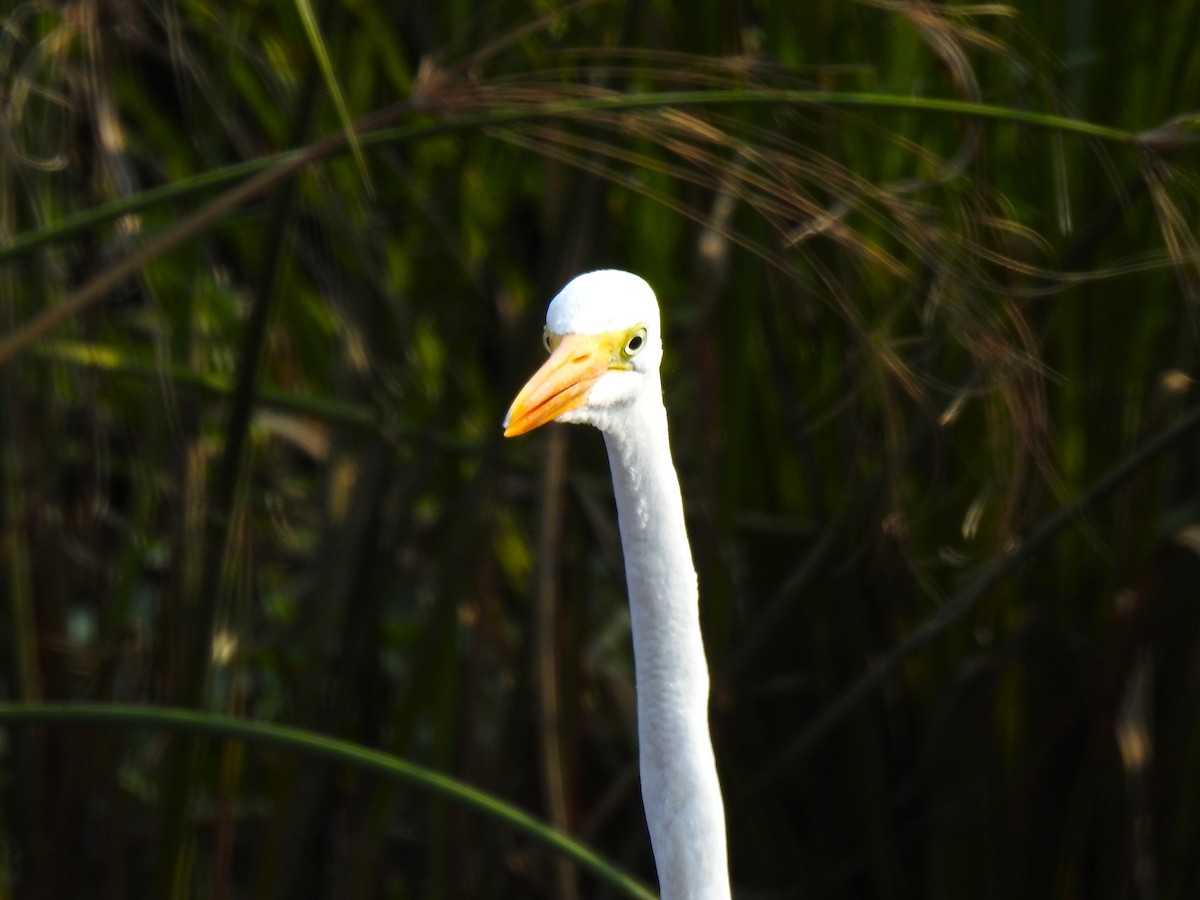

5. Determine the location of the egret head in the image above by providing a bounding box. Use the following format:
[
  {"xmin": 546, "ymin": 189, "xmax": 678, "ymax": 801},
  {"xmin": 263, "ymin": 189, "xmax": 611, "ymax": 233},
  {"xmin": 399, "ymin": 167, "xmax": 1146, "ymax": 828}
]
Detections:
[{"xmin": 503, "ymin": 270, "xmax": 663, "ymax": 437}]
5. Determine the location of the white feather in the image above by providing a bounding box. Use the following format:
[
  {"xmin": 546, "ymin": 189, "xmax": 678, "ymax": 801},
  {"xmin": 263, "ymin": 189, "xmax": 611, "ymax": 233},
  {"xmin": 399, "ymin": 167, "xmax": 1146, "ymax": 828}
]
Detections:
[{"xmin": 547, "ymin": 269, "xmax": 662, "ymax": 339}]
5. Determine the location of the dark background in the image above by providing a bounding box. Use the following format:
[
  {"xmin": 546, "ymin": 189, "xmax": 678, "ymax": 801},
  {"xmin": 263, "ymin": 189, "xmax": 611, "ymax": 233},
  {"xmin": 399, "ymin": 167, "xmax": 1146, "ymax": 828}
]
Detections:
[{"xmin": 1, "ymin": 1, "xmax": 1198, "ymax": 897}]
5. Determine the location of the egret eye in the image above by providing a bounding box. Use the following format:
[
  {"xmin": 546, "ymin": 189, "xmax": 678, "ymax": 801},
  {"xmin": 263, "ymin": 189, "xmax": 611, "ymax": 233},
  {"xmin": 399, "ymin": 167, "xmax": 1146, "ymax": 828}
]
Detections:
[
  {"xmin": 623, "ymin": 327, "xmax": 647, "ymax": 358},
  {"xmin": 542, "ymin": 329, "xmax": 552, "ymax": 353}
]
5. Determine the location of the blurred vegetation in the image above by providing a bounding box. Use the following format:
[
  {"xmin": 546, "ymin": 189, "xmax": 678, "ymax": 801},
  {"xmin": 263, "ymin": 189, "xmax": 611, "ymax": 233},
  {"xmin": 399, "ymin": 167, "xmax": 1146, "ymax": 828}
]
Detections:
[{"xmin": 1, "ymin": 0, "xmax": 1199, "ymax": 897}]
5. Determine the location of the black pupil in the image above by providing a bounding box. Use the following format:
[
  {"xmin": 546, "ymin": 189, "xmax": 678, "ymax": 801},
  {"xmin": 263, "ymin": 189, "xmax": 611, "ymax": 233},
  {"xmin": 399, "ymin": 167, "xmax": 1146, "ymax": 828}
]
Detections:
[{"xmin": 628, "ymin": 334, "xmax": 643, "ymax": 352}]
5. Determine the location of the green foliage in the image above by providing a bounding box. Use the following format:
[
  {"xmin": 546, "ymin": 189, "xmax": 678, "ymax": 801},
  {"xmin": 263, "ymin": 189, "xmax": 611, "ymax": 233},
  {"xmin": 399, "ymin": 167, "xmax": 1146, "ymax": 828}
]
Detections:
[{"xmin": 1, "ymin": 0, "xmax": 1199, "ymax": 897}]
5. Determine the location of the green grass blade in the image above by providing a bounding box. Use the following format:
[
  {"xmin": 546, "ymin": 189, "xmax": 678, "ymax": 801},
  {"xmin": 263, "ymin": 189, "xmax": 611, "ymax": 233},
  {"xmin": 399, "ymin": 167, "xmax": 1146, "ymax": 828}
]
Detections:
[
  {"xmin": 0, "ymin": 90, "xmax": 1137, "ymax": 268},
  {"xmin": 0, "ymin": 703, "xmax": 656, "ymax": 900},
  {"xmin": 292, "ymin": 0, "xmax": 373, "ymax": 195}
]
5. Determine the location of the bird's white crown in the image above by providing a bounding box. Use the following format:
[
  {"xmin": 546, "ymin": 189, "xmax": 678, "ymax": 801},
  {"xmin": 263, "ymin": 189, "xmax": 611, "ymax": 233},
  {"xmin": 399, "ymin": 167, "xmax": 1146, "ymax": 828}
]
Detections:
[{"xmin": 546, "ymin": 269, "xmax": 661, "ymax": 336}]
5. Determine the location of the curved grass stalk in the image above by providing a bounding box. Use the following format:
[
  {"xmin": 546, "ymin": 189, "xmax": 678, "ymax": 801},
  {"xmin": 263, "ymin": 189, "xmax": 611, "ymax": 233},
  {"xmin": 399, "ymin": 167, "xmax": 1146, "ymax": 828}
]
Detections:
[
  {"xmin": 0, "ymin": 88, "xmax": 1143, "ymax": 369},
  {"xmin": 0, "ymin": 702, "xmax": 657, "ymax": 900},
  {"xmin": 0, "ymin": 90, "xmax": 1135, "ymax": 267}
]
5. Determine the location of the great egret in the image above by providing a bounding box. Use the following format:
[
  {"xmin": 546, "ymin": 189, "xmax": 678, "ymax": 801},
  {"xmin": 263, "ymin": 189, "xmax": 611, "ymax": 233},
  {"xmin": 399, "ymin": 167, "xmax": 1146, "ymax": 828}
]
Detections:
[{"xmin": 504, "ymin": 270, "xmax": 731, "ymax": 900}]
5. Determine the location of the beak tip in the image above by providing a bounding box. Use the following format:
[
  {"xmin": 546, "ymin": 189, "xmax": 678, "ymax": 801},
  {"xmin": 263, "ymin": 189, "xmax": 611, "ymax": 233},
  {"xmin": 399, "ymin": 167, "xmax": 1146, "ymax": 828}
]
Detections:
[{"xmin": 504, "ymin": 332, "xmax": 603, "ymax": 440}]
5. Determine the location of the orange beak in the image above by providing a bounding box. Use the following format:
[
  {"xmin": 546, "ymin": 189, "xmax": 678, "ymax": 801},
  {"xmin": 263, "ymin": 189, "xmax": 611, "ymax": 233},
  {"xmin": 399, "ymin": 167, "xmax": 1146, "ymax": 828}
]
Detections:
[{"xmin": 503, "ymin": 332, "xmax": 623, "ymax": 437}]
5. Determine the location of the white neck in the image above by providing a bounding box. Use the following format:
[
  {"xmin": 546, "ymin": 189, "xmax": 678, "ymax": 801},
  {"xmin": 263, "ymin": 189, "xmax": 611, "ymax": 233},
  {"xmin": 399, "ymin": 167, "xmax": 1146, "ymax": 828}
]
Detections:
[{"xmin": 601, "ymin": 379, "xmax": 731, "ymax": 900}]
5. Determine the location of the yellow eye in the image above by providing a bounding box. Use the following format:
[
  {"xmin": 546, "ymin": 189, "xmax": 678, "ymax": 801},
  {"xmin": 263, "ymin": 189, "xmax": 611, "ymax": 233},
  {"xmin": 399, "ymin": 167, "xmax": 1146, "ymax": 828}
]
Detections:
[
  {"xmin": 542, "ymin": 329, "xmax": 552, "ymax": 353},
  {"xmin": 623, "ymin": 327, "xmax": 647, "ymax": 358}
]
